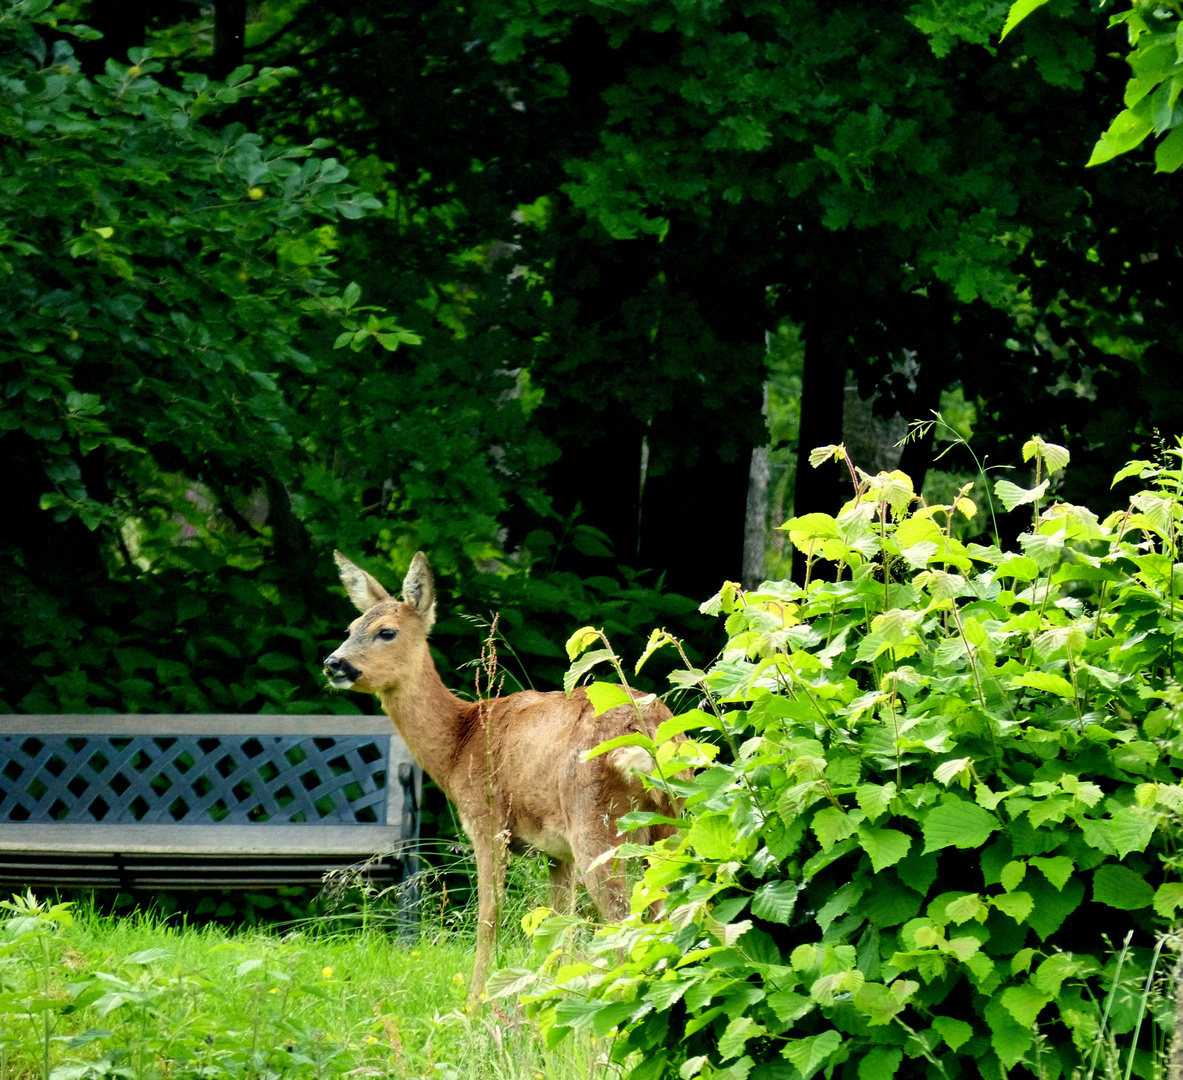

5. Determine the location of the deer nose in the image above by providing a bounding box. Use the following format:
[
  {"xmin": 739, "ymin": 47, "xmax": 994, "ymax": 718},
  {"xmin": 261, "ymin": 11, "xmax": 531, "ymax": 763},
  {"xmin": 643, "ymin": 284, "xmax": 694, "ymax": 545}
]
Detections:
[{"xmin": 323, "ymin": 655, "xmax": 362, "ymax": 682}]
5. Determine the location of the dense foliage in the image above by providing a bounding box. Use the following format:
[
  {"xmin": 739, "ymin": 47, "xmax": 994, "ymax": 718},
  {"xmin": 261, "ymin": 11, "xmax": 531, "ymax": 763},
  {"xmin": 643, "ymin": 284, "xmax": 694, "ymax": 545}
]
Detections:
[
  {"xmin": 0, "ymin": 1, "xmax": 700, "ymax": 722},
  {"xmin": 15, "ymin": 0, "xmax": 1181, "ymax": 618},
  {"xmin": 505, "ymin": 441, "xmax": 1183, "ymax": 1079},
  {"xmin": 467, "ymin": 0, "xmax": 1183, "ymax": 526}
]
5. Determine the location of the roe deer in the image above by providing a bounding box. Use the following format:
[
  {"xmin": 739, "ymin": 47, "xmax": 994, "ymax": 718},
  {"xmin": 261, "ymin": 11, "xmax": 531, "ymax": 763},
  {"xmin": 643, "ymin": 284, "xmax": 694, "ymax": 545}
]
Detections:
[{"xmin": 322, "ymin": 551, "xmax": 681, "ymax": 1004}]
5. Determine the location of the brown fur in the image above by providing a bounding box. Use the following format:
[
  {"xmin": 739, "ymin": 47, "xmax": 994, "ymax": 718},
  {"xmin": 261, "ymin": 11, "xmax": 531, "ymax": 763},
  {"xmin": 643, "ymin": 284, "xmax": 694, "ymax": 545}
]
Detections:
[{"xmin": 323, "ymin": 551, "xmax": 680, "ymax": 1004}]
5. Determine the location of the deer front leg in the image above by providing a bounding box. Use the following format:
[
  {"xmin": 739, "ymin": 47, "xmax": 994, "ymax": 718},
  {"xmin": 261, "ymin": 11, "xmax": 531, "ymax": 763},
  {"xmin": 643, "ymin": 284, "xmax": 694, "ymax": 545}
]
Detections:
[
  {"xmin": 467, "ymin": 819, "xmax": 505, "ymax": 1008},
  {"xmin": 461, "ymin": 813, "xmax": 508, "ymax": 1007}
]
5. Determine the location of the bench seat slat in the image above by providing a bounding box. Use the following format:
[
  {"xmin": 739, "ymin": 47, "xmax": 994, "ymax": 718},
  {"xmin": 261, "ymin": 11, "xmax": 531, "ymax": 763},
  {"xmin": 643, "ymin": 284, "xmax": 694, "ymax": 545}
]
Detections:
[{"xmin": 0, "ymin": 824, "xmax": 410, "ymax": 854}]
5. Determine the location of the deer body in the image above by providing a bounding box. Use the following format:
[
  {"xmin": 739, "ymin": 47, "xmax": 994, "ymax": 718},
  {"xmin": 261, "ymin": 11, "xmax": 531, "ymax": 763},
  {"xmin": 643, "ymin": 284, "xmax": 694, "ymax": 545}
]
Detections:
[{"xmin": 324, "ymin": 551, "xmax": 679, "ymax": 1004}]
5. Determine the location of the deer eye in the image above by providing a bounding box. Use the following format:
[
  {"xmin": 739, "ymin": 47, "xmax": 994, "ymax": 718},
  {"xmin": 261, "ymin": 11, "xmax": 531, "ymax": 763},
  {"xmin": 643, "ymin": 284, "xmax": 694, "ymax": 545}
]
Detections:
[{"xmin": 376, "ymin": 628, "xmax": 398, "ymax": 642}]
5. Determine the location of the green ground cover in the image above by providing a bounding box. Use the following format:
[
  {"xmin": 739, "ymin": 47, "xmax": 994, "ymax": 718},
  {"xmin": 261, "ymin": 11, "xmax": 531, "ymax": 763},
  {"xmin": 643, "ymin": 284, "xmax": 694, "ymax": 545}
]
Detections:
[{"xmin": 0, "ymin": 890, "xmax": 599, "ymax": 1080}]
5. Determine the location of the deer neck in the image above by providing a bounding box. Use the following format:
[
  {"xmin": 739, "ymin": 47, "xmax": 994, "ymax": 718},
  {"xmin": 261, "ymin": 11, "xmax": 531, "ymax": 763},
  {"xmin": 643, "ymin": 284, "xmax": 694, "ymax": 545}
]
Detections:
[{"xmin": 377, "ymin": 650, "xmax": 469, "ymax": 796}]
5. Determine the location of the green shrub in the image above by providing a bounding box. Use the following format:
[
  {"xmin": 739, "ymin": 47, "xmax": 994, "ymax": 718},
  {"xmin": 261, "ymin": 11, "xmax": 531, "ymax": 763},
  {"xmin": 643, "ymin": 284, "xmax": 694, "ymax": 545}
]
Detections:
[{"xmin": 508, "ymin": 438, "xmax": 1183, "ymax": 1080}]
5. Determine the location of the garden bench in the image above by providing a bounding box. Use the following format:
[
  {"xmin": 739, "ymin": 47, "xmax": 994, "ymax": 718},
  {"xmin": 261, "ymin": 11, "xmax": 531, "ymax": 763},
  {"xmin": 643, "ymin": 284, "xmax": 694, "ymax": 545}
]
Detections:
[{"xmin": 0, "ymin": 715, "xmax": 421, "ymax": 906}]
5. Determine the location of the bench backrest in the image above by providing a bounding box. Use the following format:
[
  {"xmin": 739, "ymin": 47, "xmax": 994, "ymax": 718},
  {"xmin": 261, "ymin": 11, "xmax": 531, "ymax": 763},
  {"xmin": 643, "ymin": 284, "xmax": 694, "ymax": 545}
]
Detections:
[{"xmin": 0, "ymin": 715, "xmax": 420, "ymax": 857}]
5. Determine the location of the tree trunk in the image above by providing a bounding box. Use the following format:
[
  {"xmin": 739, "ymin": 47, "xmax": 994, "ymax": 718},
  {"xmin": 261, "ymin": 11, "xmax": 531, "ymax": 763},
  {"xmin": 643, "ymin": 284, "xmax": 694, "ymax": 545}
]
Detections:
[
  {"xmin": 742, "ymin": 383, "xmax": 771, "ymax": 591},
  {"xmin": 640, "ymin": 415, "xmax": 754, "ymax": 599},
  {"xmin": 263, "ymin": 475, "xmax": 315, "ymax": 615},
  {"xmin": 842, "ymin": 385, "xmax": 907, "ymax": 476},
  {"xmin": 794, "ymin": 295, "xmax": 851, "ymax": 518},
  {"xmin": 214, "ymin": 0, "xmax": 247, "ymax": 79}
]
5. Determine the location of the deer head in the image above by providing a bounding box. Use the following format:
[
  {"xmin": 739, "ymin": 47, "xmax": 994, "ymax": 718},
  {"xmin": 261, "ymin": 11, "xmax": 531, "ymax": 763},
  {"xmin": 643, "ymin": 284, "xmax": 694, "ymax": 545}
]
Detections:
[{"xmin": 322, "ymin": 551, "xmax": 436, "ymax": 694}]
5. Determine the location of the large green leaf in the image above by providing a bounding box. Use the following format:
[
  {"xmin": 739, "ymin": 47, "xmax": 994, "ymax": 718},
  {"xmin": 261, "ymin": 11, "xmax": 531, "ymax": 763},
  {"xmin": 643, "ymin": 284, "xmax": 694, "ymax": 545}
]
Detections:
[
  {"xmin": 1032, "ymin": 953, "xmax": 1084, "ymax": 997},
  {"xmin": 584, "ymin": 681, "xmax": 635, "ymax": 716},
  {"xmin": 1083, "ymin": 806, "xmax": 1157, "ymax": 858},
  {"xmin": 1088, "ymin": 100, "xmax": 1155, "ymax": 166},
  {"xmin": 1022, "ymin": 437, "xmax": 1070, "ymax": 473},
  {"xmin": 1009, "ymin": 670, "xmax": 1075, "ymax": 698},
  {"xmin": 686, "ymin": 814, "xmax": 738, "ymax": 861},
  {"xmin": 1025, "ymin": 878, "xmax": 1085, "ymax": 940},
  {"xmin": 812, "ymin": 807, "xmax": 861, "ymax": 852},
  {"xmin": 553, "ymin": 996, "xmax": 611, "ymax": 1032},
  {"xmin": 1156, "ymin": 125, "xmax": 1183, "ymax": 172},
  {"xmin": 1029, "ymin": 856, "xmax": 1075, "ymax": 891},
  {"xmin": 857, "ymin": 826, "xmax": 912, "ymax": 873},
  {"xmin": 859, "ymin": 881, "xmax": 923, "ymax": 928},
  {"xmin": 856, "ymin": 782, "xmax": 897, "ymax": 822},
  {"xmin": 782, "ymin": 1031, "xmax": 842, "ymax": 1080},
  {"xmin": 993, "ymin": 478, "xmax": 1049, "ymax": 511},
  {"xmin": 857, "ymin": 1047, "xmax": 903, "ymax": 1079},
  {"xmin": 1000, "ymin": 983, "xmax": 1052, "ymax": 1026},
  {"xmin": 1155, "ymin": 881, "xmax": 1183, "ymax": 918},
  {"xmin": 984, "ymin": 996, "xmax": 1033, "ymax": 1069},
  {"xmin": 1092, "ymin": 863, "xmax": 1155, "ymax": 910},
  {"xmin": 932, "ymin": 1016, "xmax": 973, "ymax": 1051},
  {"xmin": 563, "ymin": 649, "xmax": 616, "ymax": 694},
  {"xmin": 852, "ymin": 981, "xmax": 914, "ymax": 1025},
  {"xmin": 921, "ymin": 801, "xmax": 998, "ymax": 853},
  {"xmin": 751, "ymin": 881, "xmax": 801, "ymax": 925},
  {"xmin": 718, "ymin": 1017, "xmax": 763, "ymax": 1061}
]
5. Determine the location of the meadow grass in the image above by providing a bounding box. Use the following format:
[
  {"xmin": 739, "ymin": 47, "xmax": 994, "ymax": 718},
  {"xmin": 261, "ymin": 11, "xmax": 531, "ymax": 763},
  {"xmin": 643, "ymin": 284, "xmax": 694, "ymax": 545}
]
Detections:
[{"xmin": 0, "ymin": 851, "xmax": 609, "ymax": 1080}]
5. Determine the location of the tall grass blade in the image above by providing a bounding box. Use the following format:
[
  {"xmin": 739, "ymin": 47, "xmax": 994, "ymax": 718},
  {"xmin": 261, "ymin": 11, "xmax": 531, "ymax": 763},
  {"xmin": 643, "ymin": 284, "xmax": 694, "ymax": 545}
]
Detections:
[
  {"xmin": 1122, "ymin": 933, "xmax": 1175, "ymax": 1080},
  {"xmin": 1086, "ymin": 931, "xmax": 1133, "ymax": 1080}
]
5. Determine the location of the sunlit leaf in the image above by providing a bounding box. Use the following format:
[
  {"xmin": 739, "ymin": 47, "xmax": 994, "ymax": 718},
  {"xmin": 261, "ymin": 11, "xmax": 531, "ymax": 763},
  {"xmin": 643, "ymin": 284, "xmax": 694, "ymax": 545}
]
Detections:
[
  {"xmin": 999, "ymin": 0, "xmax": 1051, "ymax": 40},
  {"xmin": 994, "ymin": 478, "xmax": 1049, "ymax": 511}
]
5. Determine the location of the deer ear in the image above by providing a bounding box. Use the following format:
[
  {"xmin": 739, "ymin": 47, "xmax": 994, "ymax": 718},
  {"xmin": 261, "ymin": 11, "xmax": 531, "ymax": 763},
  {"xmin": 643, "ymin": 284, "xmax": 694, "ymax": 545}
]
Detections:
[
  {"xmin": 333, "ymin": 551, "xmax": 392, "ymax": 613},
  {"xmin": 402, "ymin": 551, "xmax": 436, "ymax": 630}
]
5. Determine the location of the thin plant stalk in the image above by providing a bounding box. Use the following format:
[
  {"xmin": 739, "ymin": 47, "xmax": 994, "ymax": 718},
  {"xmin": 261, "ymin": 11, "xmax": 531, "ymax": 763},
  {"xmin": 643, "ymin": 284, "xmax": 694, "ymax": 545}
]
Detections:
[
  {"xmin": 1085, "ymin": 931, "xmax": 1133, "ymax": 1080},
  {"xmin": 1122, "ymin": 933, "xmax": 1175, "ymax": 1080}
]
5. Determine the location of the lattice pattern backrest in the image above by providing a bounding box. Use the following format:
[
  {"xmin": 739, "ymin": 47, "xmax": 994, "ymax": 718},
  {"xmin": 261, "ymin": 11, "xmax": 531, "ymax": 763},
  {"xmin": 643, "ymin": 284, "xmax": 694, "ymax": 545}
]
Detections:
[{"xmin": 0, "ymin": 734, "xmax": 390, "ymax": 825}]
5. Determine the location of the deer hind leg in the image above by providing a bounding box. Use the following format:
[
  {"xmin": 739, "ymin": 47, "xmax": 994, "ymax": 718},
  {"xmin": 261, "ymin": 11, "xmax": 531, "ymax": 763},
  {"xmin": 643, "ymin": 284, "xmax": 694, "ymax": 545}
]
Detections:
[
  {"xmin": 572, "ymin": 839, "xmax": 633, "ymax": 968},
  {"xmin": 572, "ymin": 833, "xmax": 630, "ymax": 925},
  {"xmin": 548, "ymin": 857, "xmax": 577, "ymax": 914}
]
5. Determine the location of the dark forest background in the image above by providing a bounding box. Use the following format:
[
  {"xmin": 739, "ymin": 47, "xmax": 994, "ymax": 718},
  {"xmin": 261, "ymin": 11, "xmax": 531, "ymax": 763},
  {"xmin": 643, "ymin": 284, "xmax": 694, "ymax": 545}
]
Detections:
[{"xmin": 2, "ymin": 0, "xmax": 1179, "ymax": 723}]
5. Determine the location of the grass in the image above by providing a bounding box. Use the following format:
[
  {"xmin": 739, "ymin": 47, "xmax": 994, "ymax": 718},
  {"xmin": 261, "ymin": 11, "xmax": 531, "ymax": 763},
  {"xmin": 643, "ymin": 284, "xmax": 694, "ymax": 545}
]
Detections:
[{"xmin": 0, "ymin": 852, "xmax": 609, "ymax": 1080}]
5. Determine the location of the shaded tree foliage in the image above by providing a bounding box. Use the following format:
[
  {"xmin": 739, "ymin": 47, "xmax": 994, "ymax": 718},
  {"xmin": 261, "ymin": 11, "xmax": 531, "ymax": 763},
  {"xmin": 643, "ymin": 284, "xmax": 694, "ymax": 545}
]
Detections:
[
  {"xmin": 230, "ymin": 0, "xmax": 1181, "ymax": 579},
  {"xmin": 0, "ymin": 1, "xmax": 700, "ymax": 724},
  {"xmin": 480, "ymin": 0, "xmax": 1182, "ymax": 524},
  {"xmin": 6, "ymin": 0, "xmax": 1183, "ymax": 718}
]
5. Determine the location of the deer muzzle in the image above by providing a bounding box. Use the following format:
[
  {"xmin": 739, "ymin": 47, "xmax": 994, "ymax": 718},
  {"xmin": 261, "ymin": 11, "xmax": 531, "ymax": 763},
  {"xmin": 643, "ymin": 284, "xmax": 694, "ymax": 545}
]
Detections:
[{"xmin": 323, "ymin": 654, "xmax": 363, "ymax": 688}]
